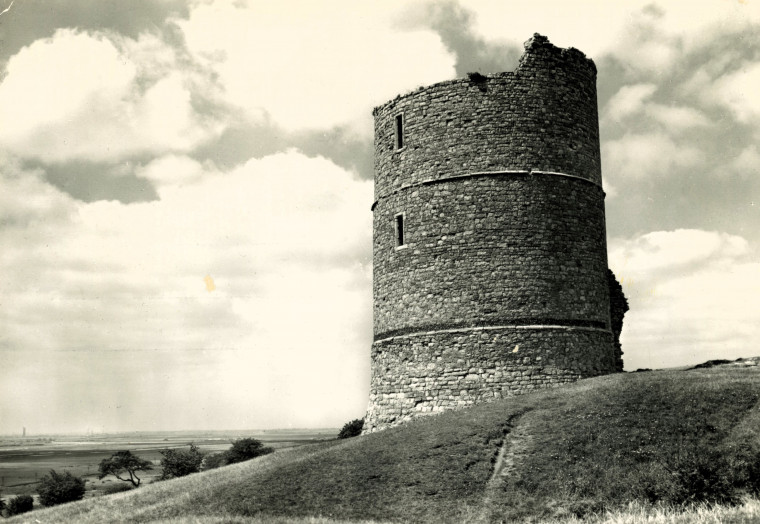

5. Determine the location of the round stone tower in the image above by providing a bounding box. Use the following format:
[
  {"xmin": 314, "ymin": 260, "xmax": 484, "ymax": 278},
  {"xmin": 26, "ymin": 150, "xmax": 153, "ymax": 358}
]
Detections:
[{"xmin": 364, "ymin": 34, "xmax": 624, "ymax": 433}]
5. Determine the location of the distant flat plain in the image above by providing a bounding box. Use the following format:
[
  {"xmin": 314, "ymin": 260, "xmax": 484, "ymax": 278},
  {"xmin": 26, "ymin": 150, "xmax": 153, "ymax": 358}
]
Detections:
[{"xmin": 0, "ymin": 429, "xmax": 337, "ymax": 499}]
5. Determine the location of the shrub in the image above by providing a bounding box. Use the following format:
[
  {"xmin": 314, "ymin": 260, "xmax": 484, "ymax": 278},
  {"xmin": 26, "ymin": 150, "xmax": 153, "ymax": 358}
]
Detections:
[
  {"xmin": 37, "ymin": 470, "xmax": 85, "ymax": 506},
  {"xmin": 6, "ymin": 494, "xmax": 34, "ymax": 516},
  {"xmin": 159, "ymin": 444, "xmax": 203, "ymax": 480},
  {"xmin": 678, "ymin": 453, "xmax": 730, "ymax": 504},
  {"xmin": 225, "ymin": 438, "xmax": 274, "ymax": 464},
  {"xmin": 655, "ymin": 443, "xmax": 752, "ymax": 506},
  {"xmin": 338, "ymin": 418, "xmax": 364, "ymax": 439},
  {"xmin": 200, "ymin": 451, "xmax": 229, "ymax": 471},
  {"xmin": 101, "ymin": 482, "xmax": 135, "ymax": 495},
  {"xmin": 726, "ymin": 442, "xmax": 760, "ymax": 495}
]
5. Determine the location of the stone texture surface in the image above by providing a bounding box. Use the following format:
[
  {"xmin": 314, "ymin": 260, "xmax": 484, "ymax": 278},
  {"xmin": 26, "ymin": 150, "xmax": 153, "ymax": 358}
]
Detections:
[
  {"xmin": 373, "ymin": 33, "xmax": 601, "ymax": 198},
  {"xmin": 364, "ymin": 34, "xmax": 625, "ymax": 433},
  {"xmin": 373, "ymin": 174, "xmax": 610, "ymax": 340},
  {"xmin": 366, "ymin": 327, "xmax": 615, "ymax": 430},
  {"xmin": 607, "ymin": 269, "xmax": 629, "ymax": 372}
]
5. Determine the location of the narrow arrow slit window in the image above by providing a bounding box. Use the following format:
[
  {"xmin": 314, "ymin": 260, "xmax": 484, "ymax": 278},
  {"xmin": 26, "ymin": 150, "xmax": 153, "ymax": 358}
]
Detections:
[
  {"xmin": 395, "ymin": 114, "xmax": 404, "ymax": 150},
  {"xmin": 395, "ymin": 213, "xmax": 405, "ymax": 247}
]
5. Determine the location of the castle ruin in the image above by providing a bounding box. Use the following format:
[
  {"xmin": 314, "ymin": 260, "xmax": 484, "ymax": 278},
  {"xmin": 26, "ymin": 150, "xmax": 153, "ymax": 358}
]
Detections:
[{"xmin": 364, "ymin": 34, "xmax": 627, "ymax": 433}]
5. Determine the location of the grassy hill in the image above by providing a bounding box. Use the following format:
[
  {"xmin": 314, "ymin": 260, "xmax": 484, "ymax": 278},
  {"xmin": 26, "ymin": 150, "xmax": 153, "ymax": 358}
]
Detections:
[{"xmin": 9, "ymin": 364, "xmax": 760, "ymax": 523}]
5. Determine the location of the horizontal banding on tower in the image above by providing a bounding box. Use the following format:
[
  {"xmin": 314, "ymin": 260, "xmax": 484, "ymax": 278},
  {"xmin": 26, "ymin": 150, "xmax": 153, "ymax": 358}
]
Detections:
[
  {"xmin": 373, "ymin": 174, "xmax": 610, "ymax": 337},
  {"xmin": 374, "ymin": 319, "xmax": 611, "ymax": 344},
  {"xmin": 365, "ymin": 34, "xmax": 618, "ymax": 434},
  {"xmin": 371, "ymin": 169, "xmax": 604, "ymax": 211}
]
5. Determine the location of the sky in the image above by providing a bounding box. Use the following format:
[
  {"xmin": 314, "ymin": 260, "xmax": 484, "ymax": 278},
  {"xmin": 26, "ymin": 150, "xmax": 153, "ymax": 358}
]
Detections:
[{"xmin": 1, "ymin": 0, "xmax": 759, "ymax": 435}]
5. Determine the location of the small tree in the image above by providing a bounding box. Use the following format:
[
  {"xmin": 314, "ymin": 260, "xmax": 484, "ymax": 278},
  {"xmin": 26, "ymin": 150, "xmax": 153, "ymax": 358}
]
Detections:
[
  {"xmin": 37, "ymin": 469, "xmax": 86, "ymax": 506},
  {"xmin": 6, "ymin": 494, "xmax": 34, "ymax": 516},
  {"xmin": 225, "ymin": 438, "xmax": 274, "ymax": 465},
  {"xmin": 200, "ymin": 451, "xmax": 228, "ymax": 471},
  {"xmin": 338, "ymin": 418, "xmax": 364, "ymax": 439},
  {"xmin": 98, "ymin": 450, "xmax": 153, "ymax": 487},
  {"xmin": 159, "ymin": 444, "xmax": 203, "ymax": 480}
]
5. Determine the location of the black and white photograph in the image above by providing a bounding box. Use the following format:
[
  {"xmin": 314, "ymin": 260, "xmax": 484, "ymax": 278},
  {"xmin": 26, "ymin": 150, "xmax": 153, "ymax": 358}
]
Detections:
[{"xmin": 1, "ymin": 1, "xmax": 759, "ymax": 522}]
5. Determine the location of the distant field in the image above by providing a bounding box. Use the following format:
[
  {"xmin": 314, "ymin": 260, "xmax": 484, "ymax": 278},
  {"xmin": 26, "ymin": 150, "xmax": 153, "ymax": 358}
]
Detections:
[{"xmin": 0, "ymin": 429, "xmax": 337, "ymax": 499}]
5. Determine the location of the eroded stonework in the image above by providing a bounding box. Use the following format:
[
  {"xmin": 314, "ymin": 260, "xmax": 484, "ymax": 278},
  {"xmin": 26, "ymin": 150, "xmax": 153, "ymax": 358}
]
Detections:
[{"xmin": 364, "ymin": 34, "xmax": 626, "ymax": 433}]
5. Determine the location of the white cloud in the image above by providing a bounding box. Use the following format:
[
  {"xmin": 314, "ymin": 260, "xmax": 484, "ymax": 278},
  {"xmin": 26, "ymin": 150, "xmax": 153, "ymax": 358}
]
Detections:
[
  {"xmin": 463, "ymin": 0, "xmax": 760, "ymax": 61},
  {"xmin": 729, "ymin": 144, "xmax": 760, "ymax": 176},
  {"xmin": 604, "ymin": 84, "xmax": 657, "ymax": 122},
  {"xmin": 680, "ymin": 55, "xmax": 760, "ymax": 128},
  {"xmin": 604, "ymin": 84, "xmax": 709, "ymax": 133},
  {"xmin": 177, "ymin": 1, "xmax": 454, "ymax": 134},
  {"xmin": 647, "ymin": 104, "xmax": 711, "ymax": 131},
  {"xmin": 609, "ymin": 5, "xmax": 683, "ymax": 77},
  {"xmin": 609, "ymin": 230, "xmax": 760, "ymax": 370},
  {"xmin": 0, "ymin": 155, "xmax": 76, "ymax": 230},
  {"xmin": 0, "ymin": 151, "xmax": 373, "ymax": 430},
  {"xmin": 610, "ymin": 229, "xmax": 748, "ymax": 276},
  {"xmin": 711, "ymin": 61, "xmax": 760, "ymax": 124},
  {"xmin": 603, "ymin": 132, "xmax": 705, "ymax": 180},
  {"xmin": 0, "ymin": 29, "xmax": 221, "ymax": 162},
  {"xmin": 137, "ymin": 154, "xmax": 207, "ymax": 190}
]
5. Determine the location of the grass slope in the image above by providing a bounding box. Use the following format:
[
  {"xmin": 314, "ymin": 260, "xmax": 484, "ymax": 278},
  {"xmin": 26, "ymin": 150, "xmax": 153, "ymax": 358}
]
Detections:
[{"xmin": 10, "ymin": 366, "xmax": 760, "ymax": 523}]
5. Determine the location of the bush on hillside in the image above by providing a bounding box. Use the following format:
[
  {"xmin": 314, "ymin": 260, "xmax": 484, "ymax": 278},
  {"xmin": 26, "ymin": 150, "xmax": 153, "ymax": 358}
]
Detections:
[
  {"xmin": 338, "ymin": 418, "xmax": 364, "ymax": 439},
  {"xmin": 225, "ymin": 438, "xmax": 274, "ymax": 465},
  {"xmin": 200, "ymin": 451, "xmax": 229, "ymax": 471},
  {"xmin": 159, "ymin": 444, "xmax": 203, "ymax": 480},
  {"xmin": 628, "ymin": 442, "xmax": 760, "ymax": 507},
  {"xmin": 741, "ymin": 447, "xmax": 760, "ymax": 494},
  {"xmin": 101, "ymin": 482, "xmax": 135, "ymax": 495},
  {"xmin": 664, "ymin": 445, "xmax": 738, "ymax": 505},
  {"xmin": 6, "ymin": 494, "xmax": 34, "ymax": 516},
  {"xmin": 37, "ymin": 470, "xmax": 86, "ymax": 506},
  {"xmin": 692, "ymin": 359, "xmax": 734, "ymax": 369}
]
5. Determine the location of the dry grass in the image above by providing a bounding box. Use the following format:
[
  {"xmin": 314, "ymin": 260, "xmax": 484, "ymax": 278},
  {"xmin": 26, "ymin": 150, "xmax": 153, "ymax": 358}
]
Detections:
[
  {"xmin": 554, "ymin": 497, "xmax": 760, "ymax": 523},
  {"xmin": 7, "ymin": 365, "xmax": 760, "ymax": 524},
  {"xmin": 6, "ymin": 441, "xmax": 346, "ymax": 523}
]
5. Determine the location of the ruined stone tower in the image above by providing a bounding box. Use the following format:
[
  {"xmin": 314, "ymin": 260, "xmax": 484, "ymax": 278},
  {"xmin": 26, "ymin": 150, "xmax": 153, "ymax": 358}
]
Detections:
[{"xmin": 364, "ymin": 35, "xmax": 626, "ymax": 433}]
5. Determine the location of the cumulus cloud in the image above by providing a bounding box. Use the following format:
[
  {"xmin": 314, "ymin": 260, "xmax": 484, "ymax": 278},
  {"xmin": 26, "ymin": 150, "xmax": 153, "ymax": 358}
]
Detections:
[
  {"xmin": 648, "ymin": 104, "xmax": 711, "ymax": 131},
  {"xmin": 708, "ymin": 62, "xmax": 760, "ymax": 124},
  {"xmin": 176, "ymin": 1, "xmax": 454, "ymax": 134},
  {"xmin": 0, "ymin": 151, "xmax": 373, "ymax": 431},
  {"xmin": 0, "ymin": 156, "xmax": 76, "ymax": 230},
  {"xmin": 398, "ymin": 0, "xmax": 521, "ymax": 76},
  {"xmin": 611, "ymin": 5, "xmax": 684, "ymax": 77},
  {"xmin": 0, "ymin": 29, "xmax": 221, "ymax": 162},
  {"xmin": 603, "ymin": 132, "xmax": 705, "ymax": 179},
  {"xmin": 0, "ymin": 0, "xmax": 190, "ymax": 68},
  {"xmin": 609, "ymin": 230, "xmax": 760, "ymax": 370},
  {"xmin": 604, "ymin": 83, "xmax": 658, "ymax": 122},
  {"xmin": 729, "ymin": 145, "xmax": 760, "ymax": 177},
  {"xmin": 137, "ymin": 154, "xmax": 207, "ymax": 190},
  {"xmin": 610, "ymin": 229, "xmax": 748, "ymax": 277},
  {"xmin": 603, "ymin": 83, "xmax": 710, "ymax": 133}
]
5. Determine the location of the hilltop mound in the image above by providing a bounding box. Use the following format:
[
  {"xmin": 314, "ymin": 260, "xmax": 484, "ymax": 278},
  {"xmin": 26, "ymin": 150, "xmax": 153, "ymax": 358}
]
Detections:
[{"xmin": 11, "ymin": 365, "xmax": 760, "ymax": 523}]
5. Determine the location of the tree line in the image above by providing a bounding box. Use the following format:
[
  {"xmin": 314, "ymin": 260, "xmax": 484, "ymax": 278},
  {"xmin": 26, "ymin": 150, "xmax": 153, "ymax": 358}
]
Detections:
[{"xmin": 0, "ymin": 437, "xmax": 273, "ymax": 517}]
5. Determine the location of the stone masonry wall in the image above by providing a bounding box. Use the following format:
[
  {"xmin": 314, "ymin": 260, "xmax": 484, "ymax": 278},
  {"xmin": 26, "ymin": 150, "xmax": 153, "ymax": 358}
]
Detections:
[
  {"xmin": 365, "ymin": 327, "xmax": 615, "ymax": 432},
  {"xmin": 365, "ymin": 34, "xmax": 618, "ymax": 433},
  {"xmin": 373, "ymin": 34, "xmax": 601, "ymax": 200},
  {"xmin": 373, "ymin": 174, "xmax": 610, "ymax": 340},
  {"xmin": 607, "ymin": 269, "xmax": 629, "ymax": 372}
]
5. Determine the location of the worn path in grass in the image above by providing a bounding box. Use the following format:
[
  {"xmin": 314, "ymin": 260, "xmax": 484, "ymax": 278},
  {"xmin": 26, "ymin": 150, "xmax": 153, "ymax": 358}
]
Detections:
[{"xmin": 9, "ymin": 364, "xmax": 760, "ymax": 524}]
